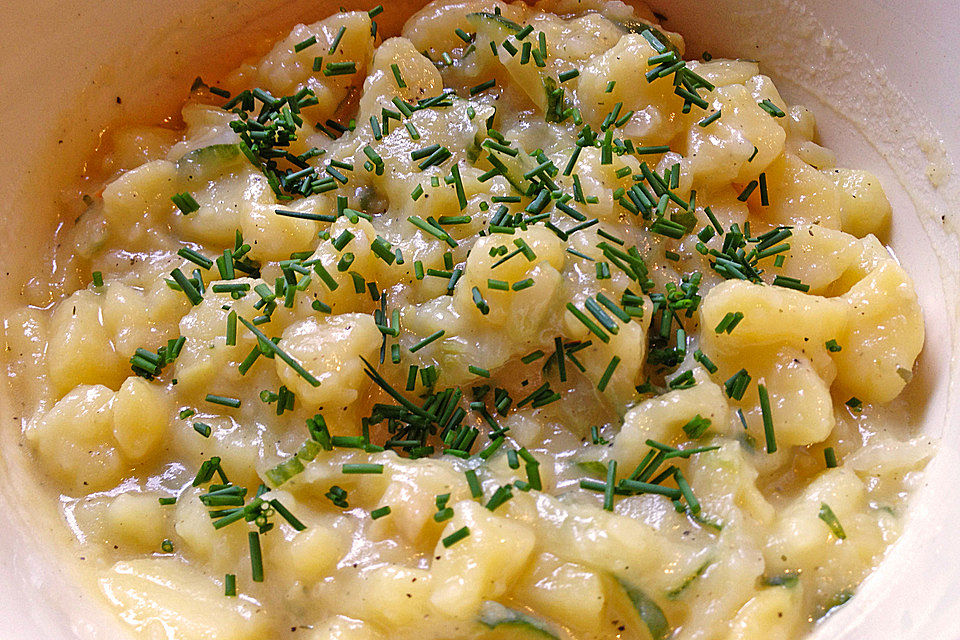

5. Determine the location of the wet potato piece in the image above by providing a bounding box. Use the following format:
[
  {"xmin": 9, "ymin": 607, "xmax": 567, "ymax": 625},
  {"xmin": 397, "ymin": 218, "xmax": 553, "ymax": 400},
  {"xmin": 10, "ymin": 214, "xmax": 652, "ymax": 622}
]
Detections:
[{"xmin": 5, "ymin": 1, "xmax": 928, "ymax": 639}]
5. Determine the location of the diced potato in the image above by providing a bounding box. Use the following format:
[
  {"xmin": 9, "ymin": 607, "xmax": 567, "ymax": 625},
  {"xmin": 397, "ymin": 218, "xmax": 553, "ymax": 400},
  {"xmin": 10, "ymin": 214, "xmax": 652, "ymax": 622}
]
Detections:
[
  {"xmin": 277, "ymin": 313, "xmax": 381, "ymax": 408},
  {"xmin": 104, "ymin": 126, "xmax": 179, "ymax": 174},
  {"xmin": 514, "ymin": 553, "xmax": 605, "ymax": 633},
  {"xmin": 578, "ymin": 34, "xmax": 686, "ymax": 144},
  {"xmin": 374, "ymin": 457, "xmax": 469, "ymax": 545},
  {"xmin": 746, "ymin": 349, "xmax": 835, "ymax": 448},
  {"xmin": 725, "ymin": 586, "xmax": 802, "ymax": 640},
  {"xmin": 255, "ymin": 12, "xmax": 374, "ymax": 124},
  {"xmin": 101, "ymin": 159, "xmax": 178, "ymax": 226},
  {"xmin": 176, "ymin": 167, "xmax": 274, "ymax": 246},
  {"xmin": 454, "ymin": 226, "xmax": 566, "ymax": 341},
  {"xmin": 430, "ymin": 501, "xmax": 536, "ymax": 619},
  {"xmin": 112, "ymin": 376, "xmax": 170, "ymax": 461},
  {"xmin": 683, "ymin": 83, "xmax": 786, "ymax": 187},
  {"xmin": 699, "ymin": 280, "xmax": 851, "ymax": 380},
  {"xmin": 306, "ymin": 615, "xmax": 385, "ymax": 640},
  {"xmin": 173, "ymin": 486, "xmax": 246, "ymax": 571},
  {"xmin": 764, "ymin": 468, "xmax": 870, "ymax": 570},
  {"xmin": 751, "ymin": 153, "xmax": 841, "ymax": 229},
  {"xmin": 776, "ymin": 225, "xmax": 858, "ymax": 295},
  {"xmin": 47, "ymin": 289, "xmax": 127, "ymax": 396},
  {"xmin": 105, "ymin": 492, "xmax": 165, "ymax": 552},
  {"xmin": 99, "ymin": 558, "xmax": 272, "ymax": 639},
  {"xmin": 353, "ymin": 564, "xmax": 434, "ymax": 628},
  {"xmin": 826, "ymin": 168, "xmax": 892, "ymax": 238},
  {"xmin": 611, "ymin": 377, "xmax": 729, "ymax": 472},
  {"xmin": 270, "ymin": 523, "xmax": 346, "ymax": 585},
  {"xmin": 174, "ymin": 280, "xmax": 263, "ymax": 394},
  {"xmin": 26, "ymin": 384, "xmax": 121, "ymax": 491},
  {"xmin": 358, "ymin": 37, "xmax": 443, "ymax": 122},
  {"xmin": 834, "ymin": 243, "xmax": 924, "ymax": 403}
]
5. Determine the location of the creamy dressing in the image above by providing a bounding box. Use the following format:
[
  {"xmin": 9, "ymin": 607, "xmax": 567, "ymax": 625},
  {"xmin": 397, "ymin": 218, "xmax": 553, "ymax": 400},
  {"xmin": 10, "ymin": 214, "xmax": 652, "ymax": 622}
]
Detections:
[{"xmin": 1, "ymin": 1, "xmax": 932, "ymax": 639}]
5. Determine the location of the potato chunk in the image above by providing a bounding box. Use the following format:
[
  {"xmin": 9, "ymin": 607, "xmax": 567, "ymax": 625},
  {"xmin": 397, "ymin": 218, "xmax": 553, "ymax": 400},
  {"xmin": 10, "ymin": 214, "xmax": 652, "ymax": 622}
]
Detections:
[{"xmin": 277, "ymin": 313, "xmax": 381, "ymax": 407}]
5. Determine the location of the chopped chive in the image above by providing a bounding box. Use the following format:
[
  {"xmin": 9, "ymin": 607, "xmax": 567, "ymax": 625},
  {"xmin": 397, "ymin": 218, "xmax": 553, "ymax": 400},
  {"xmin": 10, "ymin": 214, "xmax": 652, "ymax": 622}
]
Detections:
[
  {"xmin": 824, "ymin": 447, "xmax": 838, "ymax": 468},
  {"xmin": 737, "ymin": 180, "xmax": 758, "ymax": 202},
  {"xmin": 390, "ymin": 63, "xmax": 406, "ymax": 88},
  {"xmin": 566, "ymin": 302, "xmax": 610, "ymax": 343},
  {"xmin": 818, "ymin": 503, "xmax": 847, "ymax": 539},
  {"xmin": 468, "ymin": 365, "xmax": 490, "ymax": 378},
  {"xmin": 521, "ymin": 350, "xmax": 544, "ymax": 365},
  {"xmin": 772, "ymin": 275, "xmax": 810, "ymax": 292},
  {"xmin": 270, "ymin": 499, "xmax": 306, "ymax": 531},
  {"xmin": 371, "ymin": 506, "xmax": 392, "ymax": 519},
  {"xmin": 171, "ymin": 191, "xmax": 200, "ymax": 214},
  {"xmin": 758, "ymin": 383, "xmax": 776, "ymax": 453},
  {"xmin": 451, "ymin": 162, "xmax": 467, "ymax": 210},
  {"xmin": 170, "ymin": 268, "xmax": 203, "ymax": 305},
  {"xmin": 759, "ymin": 98, "xmax": 786, "ymax": 117},
  {"xmin": 324, "ymin": 61, "xmax": 357, "ymax": 76},
  {"xmin": 409, "ymin": 330, "xmax": 445, "ymax": 353},
  {"xmin": 178, "ymin": 247, "xmax": 213, "ymax": 270},
  {"xmin": 470, "ymin": 78, "xmax": 496, "ymax": 95},
  {"xmin": 603, "ymin": 460, "xmax": 617, "ymax": 511},
  {"xmin": 465, "ymin": 470, "xmax": 482, "ymax": 498},
  {"xmin": 759, "ymin": 172, "xmax": 769, "ymax": 206},
  {"xmin": 237, "ymin": 317, "xmax": 321, "ymax": 386},
  {"xmin": 845, "ymin": 397, "xmax": 863, "ymax": 412},
  {"xmin": 487, "ymin": 279, "xmax": 509, "ymax": 291},
  {"xmin": 825, "ymin": 339, "xmax": 842, "ymax": 352},
  {"xmin": 294, "ymin": 35, "xmax": 317, "ymax": 52},
  {"xmin": 635, "ymin": 145, "xmax": 671, "ymax": 156},
  {"xmin": 698, "ymin": 110, "xmax": 721, "ymax": 127},
  {"xmin": 328, "ymin": 25, "xmax": 346, "ymax": 54},
  {"xmin": 224, "ymin": 574, "xmax": 236, "ymax": 596},
  {"xmin": 558, "ymin": 68, "xmax": 579, "ymax": 82},
  {"xmin": 248, "ymin": 531, "xmax": 263, "ymax": 582},
  {"xmin": 674, "ymin": 468, "xmax": 700, "ymax": 514},
  {"xmin": 92, "ymin": 271, "xmax": 104, "ymax": 287},
  {"xmin": 342, "ymin": 463, "xmax": 384, "ymax": 474},
  {"xmin": 442, "ymin": 526, "xmax": 470, "ymax": 547},
  {"xmin": 205, "ymin": 394, "xmax": 240, "ymax": 408},
  {"xmin": 193, "ymin": 422, "xmax": 212, "ymax": 437},
  {"xmin": 597, "ymin": 356, "xmax": 621, "ymax": 392}
]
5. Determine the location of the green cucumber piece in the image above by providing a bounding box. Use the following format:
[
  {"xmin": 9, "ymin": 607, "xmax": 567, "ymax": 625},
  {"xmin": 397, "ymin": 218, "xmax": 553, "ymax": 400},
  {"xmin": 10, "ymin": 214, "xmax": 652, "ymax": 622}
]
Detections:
[
  {"xmin": 466, "ymin": 12, "xmax": 523, "ymax": 37},
  {"xmin": 177, "ymin": 143, "xmax": 245, "ymax": 182},
  {"xmin": 576, "ymin": 461, "xmax": 608, "ymax": 477},
  {"xmin": 478, "ymin": 602, "xmax": 559, "ymax": 639},
  {"xmin": 618, "ymin": 578, "xmax": 670, "ymax": 640}
]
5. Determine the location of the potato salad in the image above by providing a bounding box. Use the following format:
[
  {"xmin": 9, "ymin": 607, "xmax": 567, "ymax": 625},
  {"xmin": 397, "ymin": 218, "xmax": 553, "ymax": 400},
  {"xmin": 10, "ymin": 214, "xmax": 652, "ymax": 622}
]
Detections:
[{"xmin": 2, "ymin": 0, "xmax": 930, "ymax": 638}]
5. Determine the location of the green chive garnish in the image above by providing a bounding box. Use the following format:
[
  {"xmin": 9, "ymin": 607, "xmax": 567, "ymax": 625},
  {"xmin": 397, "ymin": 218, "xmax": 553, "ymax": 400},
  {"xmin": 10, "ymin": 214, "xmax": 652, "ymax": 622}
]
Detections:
[
  {"xmin": 758, "ymin": 383, "xmax": 776, "ymax": 453},
  {"xmin": 442, "ymin": 526, "xmax": 470, "ymax": 547},
  {"xmin": 818, "ymin": 503, "xmax": 847, "ymax": 540}
]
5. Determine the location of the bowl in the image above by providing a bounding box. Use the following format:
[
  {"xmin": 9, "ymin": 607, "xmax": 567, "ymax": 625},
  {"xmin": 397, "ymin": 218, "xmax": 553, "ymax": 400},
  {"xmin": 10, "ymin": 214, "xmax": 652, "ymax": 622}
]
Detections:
[{"xmin": 0, "ymin": 0, "xmax": 957, "ymax": 637}]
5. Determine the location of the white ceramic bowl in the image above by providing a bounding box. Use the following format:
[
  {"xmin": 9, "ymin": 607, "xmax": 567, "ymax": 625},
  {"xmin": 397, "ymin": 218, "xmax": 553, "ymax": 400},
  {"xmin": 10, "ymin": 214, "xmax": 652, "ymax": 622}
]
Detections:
[{"xmin": 0, "ymin": 0, "xmax": 957, "ymax": 637}]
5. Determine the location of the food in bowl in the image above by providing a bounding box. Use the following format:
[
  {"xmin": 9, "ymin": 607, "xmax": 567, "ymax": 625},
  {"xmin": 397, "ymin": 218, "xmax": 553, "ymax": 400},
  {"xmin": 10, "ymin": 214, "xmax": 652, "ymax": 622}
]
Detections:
[{"xmin": 2, "ymin": 0, "xmax": 932, "ymax": 638}]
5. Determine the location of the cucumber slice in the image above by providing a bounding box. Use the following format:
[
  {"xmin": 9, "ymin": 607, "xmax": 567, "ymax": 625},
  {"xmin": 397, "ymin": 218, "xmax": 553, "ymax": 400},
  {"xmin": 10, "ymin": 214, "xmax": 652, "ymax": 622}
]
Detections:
[
  {"xmin": 576, "ymin": 461, "xmax": 608, "ymax": 477},
  {"xmin": 177, "ymin": 143, "xmax": 246, "ymax": 183},
  {"xmin": 763, "ymin": 572, "xmax": 800, "ymax": 588},
  {"xmin": 666, "ymin": 560, "xmax": 711, "ymax": 600},
  {"xmin": 617, "ymin": 578, "xmax": 670, "ymax": 640},
  {"xmin": 263, "ymin": 439, "xmax": 321, "ymax": 487},
  {"xmin": 816, "ymin": 590, "xmax": 854, "ymax": 620},
  {"xmin": 466, "ymin": 11, "xmax": 522, "ymax": 37},
  {"xmin": 478, "ymin": 602, "xmax": 559, "ymax": 640}
]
